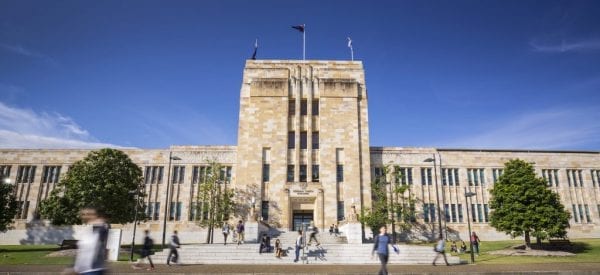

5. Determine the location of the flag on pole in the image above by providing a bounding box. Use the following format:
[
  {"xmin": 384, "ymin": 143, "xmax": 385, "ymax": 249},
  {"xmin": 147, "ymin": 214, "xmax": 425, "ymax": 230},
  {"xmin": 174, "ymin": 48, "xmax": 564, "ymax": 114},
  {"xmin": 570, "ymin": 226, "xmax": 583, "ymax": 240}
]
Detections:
[
  {"xmin": 347, "ymin": 37, "xmax": 352, "ymax": 48},
  {"xmin": 291, "ymin": 24, "xmax": 306, "ymax": 60},
  {"xmin": 291, "ymin": 24, "xmax": 305, "ymax": 32},
  {"xmin": 251, "ymin": 38, "xmax": 258, "ymax": 60},
  {"xmin": 347, "ymin": 37, "xmax": 354, "ymax": 61}
]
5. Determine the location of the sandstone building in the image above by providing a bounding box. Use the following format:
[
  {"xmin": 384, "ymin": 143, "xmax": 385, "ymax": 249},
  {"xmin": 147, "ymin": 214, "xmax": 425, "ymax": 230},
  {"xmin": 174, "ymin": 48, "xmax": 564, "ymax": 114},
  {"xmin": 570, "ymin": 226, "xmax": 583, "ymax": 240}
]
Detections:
[{"xmin": 1, "ymin": 60, "xmax": 599, "ymax": 244}]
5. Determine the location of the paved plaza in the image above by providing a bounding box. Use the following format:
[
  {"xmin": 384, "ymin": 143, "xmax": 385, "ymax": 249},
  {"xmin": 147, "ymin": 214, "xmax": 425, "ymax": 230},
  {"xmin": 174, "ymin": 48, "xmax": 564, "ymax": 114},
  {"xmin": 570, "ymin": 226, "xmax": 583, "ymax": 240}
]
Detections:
[{"xmin": 1, "ymin": 263, "xmax": 600, "ymax": 274}]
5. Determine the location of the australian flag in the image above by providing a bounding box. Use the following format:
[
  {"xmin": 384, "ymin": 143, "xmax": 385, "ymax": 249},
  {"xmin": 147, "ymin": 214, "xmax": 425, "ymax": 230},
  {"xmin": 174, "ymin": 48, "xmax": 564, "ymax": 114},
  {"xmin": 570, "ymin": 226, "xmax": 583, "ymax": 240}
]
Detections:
[{"xmin": 291, "ymin": 24, "xmax": 305, "ymax": 33}]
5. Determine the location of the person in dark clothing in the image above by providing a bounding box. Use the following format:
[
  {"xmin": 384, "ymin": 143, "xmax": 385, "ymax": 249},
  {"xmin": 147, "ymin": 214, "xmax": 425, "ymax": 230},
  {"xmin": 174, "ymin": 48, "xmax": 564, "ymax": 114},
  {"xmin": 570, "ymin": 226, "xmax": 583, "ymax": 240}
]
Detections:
[
  {"xmin": 133, "ymin": 230, "xmax": 154, "ymax": 270},
  {"xmin": 259, "ymin": 233, "xmax": 269, "ymax": 254},
  {"xmin": 372, "ymin": 225, "xmax": 397, "ymax": 275},
  {"xmin": 167, "ymin": 230, "xmax": 180, "ymax": 266},
  {"xmin": 471, "ymin": 232, "xmax": 481, "ymax": 255}
]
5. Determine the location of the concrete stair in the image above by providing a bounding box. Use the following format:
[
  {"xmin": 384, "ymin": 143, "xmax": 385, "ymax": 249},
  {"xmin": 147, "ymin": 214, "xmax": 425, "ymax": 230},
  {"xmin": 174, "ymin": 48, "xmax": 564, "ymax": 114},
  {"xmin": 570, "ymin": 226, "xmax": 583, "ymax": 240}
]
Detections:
[{"xmin": 152, "ymin": 243, "xmax": 461, "ymax": 265}]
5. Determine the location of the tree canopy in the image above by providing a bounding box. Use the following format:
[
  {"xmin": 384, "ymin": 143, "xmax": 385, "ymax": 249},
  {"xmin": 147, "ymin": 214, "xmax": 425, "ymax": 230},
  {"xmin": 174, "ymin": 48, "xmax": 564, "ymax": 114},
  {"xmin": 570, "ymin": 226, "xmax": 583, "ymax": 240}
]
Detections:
[
  {"xmin": 40, "ymin": 148, "xmax": 143, "ymax": 225},
  {"xmin": 0, "ymin": 176, "xmax": 18, "ymax": 232},
  {"xmin": 489, "ymin": 159, "xmax": 570, "ymax": 248},
  {"xmin": 195, "ymin": 161, "xmax": 235, "ymax": 243}
]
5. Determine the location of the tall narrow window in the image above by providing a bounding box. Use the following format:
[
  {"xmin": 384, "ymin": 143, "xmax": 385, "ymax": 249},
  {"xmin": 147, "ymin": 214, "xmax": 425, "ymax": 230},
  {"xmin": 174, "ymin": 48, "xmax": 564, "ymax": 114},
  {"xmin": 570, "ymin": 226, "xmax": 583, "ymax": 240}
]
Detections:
[
  {"xmin": 421, "ymin": 168, "xmax": 432, "ymax": 185},
  {"xmin": 336, "ymin": 165, "xmax": 344, "ymax": 182},
  {"xmin": 312, "ymin": 99, "xmax": 319, "ymax": 116},
  {"xmin": 287, "ymin": 165, "xmax": 294, "ymax": 182},
  {"xmin": 261, "ymin": 201, "xmax": 269, "ymax": 221},
  {"xmin": 458, "ymin": 204, "xmax": 464, "ymax": 222},
  {"xmin": 572, "ymin": 204, "xmax": 579, "ymax": 222},
  {"xmin": 262, "ymin": 164, "xmax": 270, "ymax": 182},
  {"xmin": 592, "ymin": 170, "xmax": 600, "ymax": 187},
  {"xmin": 0, "ymin": 165, "xmax": 11, "ymax": 178},
  {"xmin": 337, "ymin": 201, "xmax": 345, "ymax": 221},
  {"xmin": 584, "ymin": 204, "xmax": 591, "ymax": 223},
  {"xmin": 289, "ymin": 100, "xmax": 296, "ymax": 116},
  {"xmin": 471, "ymin": 204, "xmax": 477, "ymax": 222},
  {"xmin": 444, "ymin": 204, "xmax": 450, "ymax": 222},
  {"xmin": 172, "ymin": 166, "xmax": 185, "ymax": 184},
  {"xmin": 483, "ymin": 204, "xmax": 489, "ymax": 222},
  {"xmin": 300, "ymin": 132, "xmax": 307, "ymax": 149},
  {"xmin": 451, "ymin": 204, "xmax": 457, "ymax": 222},
  {"xmin": 299, "ymin": 165, "xmax": 307, "ymax": 182},
  {"xmin": 395, "ymin": 167, "xmax": 413, "ymax": 185},
  {"xmin": 312, "ymin": 165, "xmax": 319, "ymax": 182},
  {"xmin": 312, "ymin": 132, "xmax": 319, "ymax": 149},
  {"xmin": 300, "ymin": 100, "xmax": 307, "ymax": 116},
  {"xmin": 288, "ymin": 132, "xmax": 295, "ymax": 149}
]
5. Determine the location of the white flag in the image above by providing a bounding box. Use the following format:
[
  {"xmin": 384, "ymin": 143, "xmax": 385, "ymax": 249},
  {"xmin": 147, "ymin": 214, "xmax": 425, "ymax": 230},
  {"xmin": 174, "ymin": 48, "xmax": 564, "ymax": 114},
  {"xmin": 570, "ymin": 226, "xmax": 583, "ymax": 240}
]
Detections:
[{"xmin": 347, "ymin": 37, "xmax": 352, "ymax": 48}]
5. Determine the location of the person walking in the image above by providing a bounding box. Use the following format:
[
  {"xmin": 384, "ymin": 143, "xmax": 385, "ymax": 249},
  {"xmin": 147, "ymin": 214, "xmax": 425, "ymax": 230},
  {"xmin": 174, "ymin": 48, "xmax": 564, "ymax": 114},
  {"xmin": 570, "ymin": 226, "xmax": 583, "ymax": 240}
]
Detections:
[
  {"xmin": 471, "ymin": 232, "xmax": 481, "ymax": 255},
  {"xmin": 294, "ymin": 230, "xmax": 303, "ymax": 263},
  {"xmin": 64, "ymin": 206, "xmax": 109, "ymax": 275},
  {"xmin": 329, "ymin": 224, "xmax": 334, "ymax": 235},
  {"xmin": 372, "ymin": 225, "xmax": 396, "ymax": 275},
  {"xmin": 334, "ymin": 224, "xmax": 339, "ymax": 237},
  {"xmin": 432, "ymin": 236, "xmax": 449, "ymax": 266},
  {"xmin": 307, "ymin": 221, "xmax": 320, "ymax": 246},
  {"xmin": 166, "ymin": 230, "xmax": 180, "ymax": 266},
  {"xmin": 236, "ymin": 220, "xmax": 245, "ymax": 245},
  {"xmin": 222, "ymin": 222, "xmax": 230, "ymax": 245},
  {"xmin": 133, "ymin": 230, "xmax": 155, "ymax": 270}
]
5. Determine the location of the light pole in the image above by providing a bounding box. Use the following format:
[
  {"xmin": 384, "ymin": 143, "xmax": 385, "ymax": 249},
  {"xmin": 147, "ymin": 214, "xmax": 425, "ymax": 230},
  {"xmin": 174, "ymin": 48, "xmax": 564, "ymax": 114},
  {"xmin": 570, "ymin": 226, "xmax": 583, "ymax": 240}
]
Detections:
[
  {"xmin": 438, "ymin": 152, "xmax": 448, "ymax": 240},
  {"xmin": 424, "ymin": 155, "xmax": 443, "ymax": 239},
  {"xmin": 161, "ymin": 152, "xmax": 181, "ymax": 248},
  {"xmin": 386, "ymin": 170, "xmax": 396, "ymax": 243},
  {"xmin": 464, "ymin": 188, "xmax": 476, "ymax": 264},
  {"xmin": 250, "ymin": 196, "xmax": 256, "ymax": 221},
  {"xmin": 129, "ymin": 186, "xmax": 141, "ymax": 261}
]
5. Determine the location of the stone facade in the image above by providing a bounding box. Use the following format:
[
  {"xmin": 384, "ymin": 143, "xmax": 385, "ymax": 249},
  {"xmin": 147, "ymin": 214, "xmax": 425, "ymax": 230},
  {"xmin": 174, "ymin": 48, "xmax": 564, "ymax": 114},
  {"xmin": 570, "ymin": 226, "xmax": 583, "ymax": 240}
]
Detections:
[{"xmin": 1, "ymin": 60, "xmax": 599, "ymax": 244}]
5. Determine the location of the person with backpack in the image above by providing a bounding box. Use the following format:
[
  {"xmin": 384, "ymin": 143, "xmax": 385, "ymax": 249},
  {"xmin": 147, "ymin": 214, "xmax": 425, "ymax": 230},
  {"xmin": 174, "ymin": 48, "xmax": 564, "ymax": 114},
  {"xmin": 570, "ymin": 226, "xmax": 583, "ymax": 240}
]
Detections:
[
  {"xmin": 167, "ymin": 230, "xmax": 180, "ymax": 266},
  {"xmin": 236, "ymin": 220, "xmax": 245, "ymax": 245},
  {"xmin": 307, "ymin": 221, "xmax": 320, "ymax": 246},
  {"xmin": 133, "ymin": 230, "xmax": 154, "ymax": 270}
]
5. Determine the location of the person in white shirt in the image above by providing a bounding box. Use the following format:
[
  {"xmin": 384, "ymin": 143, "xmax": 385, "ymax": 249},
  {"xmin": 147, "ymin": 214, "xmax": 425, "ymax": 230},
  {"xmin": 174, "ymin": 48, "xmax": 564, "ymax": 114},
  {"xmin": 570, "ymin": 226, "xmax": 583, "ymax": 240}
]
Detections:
[
  {"xmin": 432, "ymin": 236, "xmax": 449, "ymax": 266},
  {"xmin": 294, "ymin": 230, "xmax": 303, "ymax": 263},
  {"xmin": 63, "ymin": 207, "xmax": 109, "ymax": 275}
]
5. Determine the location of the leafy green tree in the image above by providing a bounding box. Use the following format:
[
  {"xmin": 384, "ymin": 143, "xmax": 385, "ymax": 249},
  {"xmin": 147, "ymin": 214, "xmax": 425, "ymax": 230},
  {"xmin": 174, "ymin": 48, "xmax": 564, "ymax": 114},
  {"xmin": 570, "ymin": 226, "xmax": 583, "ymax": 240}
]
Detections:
[
  {"xmin": 195, "ymin": 161, "xmax": 236, "ymax": 243},
  {"xmin": 40, "ymin": 148, "xmax": 144, "ymax": 225},
  {"xmin": 489, "ymin": 159, "xmax": 570, "ymax": 248},
  {"xmin": 0, "ymin": 176, "xmax": 18, "ymax": 232}
]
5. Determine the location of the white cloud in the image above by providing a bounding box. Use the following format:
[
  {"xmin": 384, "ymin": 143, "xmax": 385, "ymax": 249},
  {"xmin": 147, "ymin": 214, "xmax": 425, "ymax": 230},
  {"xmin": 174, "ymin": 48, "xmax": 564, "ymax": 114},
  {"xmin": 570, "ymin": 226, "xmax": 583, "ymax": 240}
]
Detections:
[
  {"xmin": 443, "ymin": 108, "xmax": 600, "ymax": 150},
  {"xmin": 0, "ymin": 43, "xmax": 59, "ymax": 66},
  {"xmin": 0, "ymin": 101, "xmax": 126, "ymax": 149},
  {"xmin": 530, "ymin": 38, "xmax": 600, "ymax": 53}
]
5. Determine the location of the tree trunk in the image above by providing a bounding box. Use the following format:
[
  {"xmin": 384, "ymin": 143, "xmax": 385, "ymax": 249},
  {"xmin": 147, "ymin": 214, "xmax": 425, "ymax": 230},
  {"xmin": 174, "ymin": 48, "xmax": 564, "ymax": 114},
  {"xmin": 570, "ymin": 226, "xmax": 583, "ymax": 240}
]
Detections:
[
  {"xmin": 524, "ymin": 231, "xmax": 531, "ymax": 250},
  {"xmin": 536, "ymin": 236, "xmax": 542, "ymax": 247}
]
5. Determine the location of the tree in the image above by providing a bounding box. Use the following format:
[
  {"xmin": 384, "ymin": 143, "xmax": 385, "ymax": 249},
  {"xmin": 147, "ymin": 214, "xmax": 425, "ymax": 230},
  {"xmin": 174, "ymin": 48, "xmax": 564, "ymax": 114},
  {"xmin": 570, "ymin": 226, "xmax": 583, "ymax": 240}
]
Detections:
[
  {"xmin": 489, "ymin": 159, "xmax": 570, "ymax": 249},
  {"xmin": 195, "ymin": 161, "xmax": 235, "ymax": 243},
  {"xmin": 0, "ymin": 175, "xmax": 18, "ymax": 232},
  {"xmin": 40, "ymin": 148, "xmax": 143, "ymax": 225}
]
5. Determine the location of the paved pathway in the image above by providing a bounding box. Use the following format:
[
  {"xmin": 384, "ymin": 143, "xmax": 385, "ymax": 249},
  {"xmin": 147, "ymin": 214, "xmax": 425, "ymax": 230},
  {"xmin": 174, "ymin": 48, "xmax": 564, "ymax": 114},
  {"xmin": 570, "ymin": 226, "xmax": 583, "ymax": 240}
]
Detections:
[{"xmin": 1, "ymin": 263, "xmax": 600, "ymax": 274}]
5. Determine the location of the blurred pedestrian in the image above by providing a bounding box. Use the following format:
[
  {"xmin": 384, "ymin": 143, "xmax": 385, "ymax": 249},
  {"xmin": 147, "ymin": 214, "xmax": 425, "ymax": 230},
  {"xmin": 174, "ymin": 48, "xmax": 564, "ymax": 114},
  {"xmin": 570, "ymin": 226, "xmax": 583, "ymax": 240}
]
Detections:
[
  {"xmin": 167, "ymin": 230, "xmax": 180, "ymax": 266},
  {"xmin": 63, "ymin": 206, "xmax": 109, "ymax": 275},
  {"xmin": 222, "ymin": 222, "xmax": 230, "ymax": 245},
  {"xmin": 236, "ymin": 220, "xmax": 245, "ymax": 245},
  {"xmin": 274, "ymin": 238, "xmax": 282, "ymax": 258},
  {"xmin": 432, "ymin": 236, "xmax": 449, "ymax": 266},
  {"xmin": 471, "ymin": 232, "xmax": 481, "ymax": 255},
  {"xmin": 293, "ymin": 230, "xmax": 303, "ymax": 263},
  {"xmin": 372, "ymin": 225, "xmax": 397, "ymax": 275},
  {"xmin": 307, "ymin": 221, "xmax": 320, "ymax": 246},
  {"xmin": 132, "ymin": 230, "xmax": 154, "ymax": 270}
]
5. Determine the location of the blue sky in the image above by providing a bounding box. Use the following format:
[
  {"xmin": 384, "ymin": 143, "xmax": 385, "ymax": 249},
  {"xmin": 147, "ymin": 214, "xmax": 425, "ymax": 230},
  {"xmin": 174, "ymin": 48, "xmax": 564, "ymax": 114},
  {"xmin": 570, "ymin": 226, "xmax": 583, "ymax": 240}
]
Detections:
[{"xmin": 1, "ymin": 0, "xmax": 599, "ymax": 150}]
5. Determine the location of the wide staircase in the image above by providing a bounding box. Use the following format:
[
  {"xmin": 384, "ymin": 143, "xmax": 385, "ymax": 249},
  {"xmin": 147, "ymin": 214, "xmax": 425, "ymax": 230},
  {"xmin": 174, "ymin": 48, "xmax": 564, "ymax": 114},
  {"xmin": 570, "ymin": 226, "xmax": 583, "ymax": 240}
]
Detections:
[{"xmin": 153, "ymin": 229, "xmax": 461, "ymax": 265}]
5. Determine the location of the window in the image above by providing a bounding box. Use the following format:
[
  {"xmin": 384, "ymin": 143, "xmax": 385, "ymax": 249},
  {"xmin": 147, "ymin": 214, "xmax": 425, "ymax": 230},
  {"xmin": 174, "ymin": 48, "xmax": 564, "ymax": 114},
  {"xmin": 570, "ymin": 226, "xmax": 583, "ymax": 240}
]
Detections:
[
  {"xmin": 584, "ymin": 204, "xmax": 591, "ymax": 223},
  {"xmin": 16, "ymin": 165, "xmax": 36, "ymax": 184},
  {"xmin": 312, "ymin": 132, "xmax": 319, "ymax": 149},
  {"xmin": 262, "ymin": 164, "xmax": 270, "ymax": 182},
  {"xmin": 450, "ymin": 204, "xmax": 457, "ymax": 222},
  {"xmin": 189, "ymin": 202, "xmax": 197, "ymax": 221},
  {"xmin": 15, "ymin": 201, "xmax": 29, "ymax": 219},
  {"xmin": 312, "ymin": 99, "xmax": 319, "ymax": 116},
  {"xmin": 483, "ymin": 204, "xmax": 489, "ymax": 222},
  {"xmin": 0, "ymin": 165, "xmax": 11, "ymax": 178},
  {"xmin": 444, "ymin": 204, "xmax": 450, "ymax": 222},
  {"xmin": 154, "ymin": 203, "xmax": 160, "ymax": 220},
  {"xmin": 395, "ymin": 167, "xmax": 413, "ymax": 185},
  {"xmin": 442, "ymin": 168, "xmax": 459, "ymax": 186},
  {"xmin": 572, "ymin": 204, "xmax": 578, "ymax": 223},
  {"xmin": 471, "ymin": 204, "xmax": 477, "ymax": 222},
  {"xmin": 421, "ymin": 168, "xmax": 432, "ymax": 185},
  {"xmin": 337, "ymin": 201, "xmax": 345, "ymax": 221},
  {"xmin": 467, "ymin": 168, "xmax": 485, "ymax": 186},
  {"xmin": 287, "ymin": 165, "xmax": 294, "ymax": 182},
  {"xmin": 374, "ymin": 167, "xmax": 384, "ymax": 182},
  {"xmin": 289, "ymin": 100, "xmax": 296, "ymax": 116},
  {"xmin": 423, "ymin": 203, "xmax": 435, "ymax": 223},
  {"xmin": 169, "ymin": 202, "xmax": 182, "ymax": 221},
  {"xmin": 218, "ymin": 166, "xmax": 232, "ymax": 182},
  {"xmin": 300, "ymin": 132, "xmax": 307, "ymax": 149},
  {"xmin": 299, "ymin": 165, "xmax": 307, "ymax": 182},
  {"xmin": 578, "ymin": 204, "xmax": 585, "ymax": 223},
  {"xmin": 598, "ymin": 205, "xmax": 600, "ymax": 219},
  {"xmin": 591, "ymin": 170, "xmax": 600, "ymax": 187},
  {"xmin": 192, "ymin": 166, "xmax": 209, "ymax": 184},
  {"xmin": 42, "ymin": 166, "xmax": 61, "ymax": 184},
  {"xmin": 145, "ymin": 166, "xmax": 164, "ymax": 184},
  {"xmin": 492, "ymin": 168, "xmax": 503, "ymax": 183},
  {"xmin": 147, "ymin": 202, "xmax": 161, "ymax": 221},
  {"xmin": 542, "ymin": 169, "xmax": 559, "ymax": 187},
  {"xmin": 477, "ymin": 204, "xmax": 483, "ymax": 222},
  {"xmin": 458, "ymin": 204, "xmax": 464, "ymax": 223},
  {"xmin": 336, "ymin": 165, "xmax": 344, "ymax": 182},
  {"xmin": 567, "ymin": 169, "xmax": 584, "ymax": 187},
  {"xmin": 288, "ymin": 132, "xmax": 295, "ymax": 149},
  {"xmin": 300, "ymin": 100, "xmax": 307, "ymax": 116},
  {"xmin": 261, "ymin": 201, "xmax": 269, "ymax": 221},
  {"xmin": 312, "ymin": 165, "xmax": 319, "ymax": 182},
  {"xmin": 172, "ymin": 166, "xmax": 185, "ymax": 184}
]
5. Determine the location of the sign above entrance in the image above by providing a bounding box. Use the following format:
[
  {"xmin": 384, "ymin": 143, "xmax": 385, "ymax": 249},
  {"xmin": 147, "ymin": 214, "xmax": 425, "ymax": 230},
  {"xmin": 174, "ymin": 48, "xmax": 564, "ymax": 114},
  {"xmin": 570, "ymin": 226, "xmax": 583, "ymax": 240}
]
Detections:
[{"xmin": 291, "ymin": 189, "xmax": 315, "ymax": 196}]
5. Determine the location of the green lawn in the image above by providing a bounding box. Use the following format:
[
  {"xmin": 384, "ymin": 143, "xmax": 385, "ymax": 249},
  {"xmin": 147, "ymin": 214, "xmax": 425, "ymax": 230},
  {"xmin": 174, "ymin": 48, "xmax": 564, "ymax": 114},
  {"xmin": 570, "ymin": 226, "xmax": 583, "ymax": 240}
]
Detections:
[{"xmin": 450, "ymin": 239, "xmax": 600, "ymax": 264}]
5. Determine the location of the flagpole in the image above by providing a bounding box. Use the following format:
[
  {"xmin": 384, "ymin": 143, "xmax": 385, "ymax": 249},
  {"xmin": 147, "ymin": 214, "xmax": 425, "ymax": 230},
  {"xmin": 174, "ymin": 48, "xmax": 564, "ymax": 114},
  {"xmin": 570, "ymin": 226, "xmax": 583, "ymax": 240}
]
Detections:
[
  {"xmin": 303, "ymin": 24, "xmax": 306, "ymax": 60},
  {"xmin": 351, "ymin": 46, "xmax": 354, "ymax": 61}
]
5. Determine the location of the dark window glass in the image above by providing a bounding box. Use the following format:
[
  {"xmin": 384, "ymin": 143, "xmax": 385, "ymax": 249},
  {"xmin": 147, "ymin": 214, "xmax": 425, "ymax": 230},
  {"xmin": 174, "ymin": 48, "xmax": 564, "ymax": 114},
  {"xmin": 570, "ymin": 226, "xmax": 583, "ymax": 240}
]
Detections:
[
  {"xmin": 287, "ymin": 165, "xmax": 294, "ymax": 182},
  {"xmin": 263, "ymin": 164, "xmax": 270, "ymax": 182},
  {"xmin": 312, "ymin": 132, "xmax": 319, "ymax": 149},
  {"xmin": 289, "ymin": 100, "xmax": 296, "ymax": 116},
  {"xmin": 299, "ymin": 165, "xmax": 307, "ymax": 182},
  {"xmin": 337, "ymin": 165, "xmax": 344, "ymax": 182},
  {"xmin": 288, "ymin": 132, "xmax": 295, "ymax": 149},
  {"xmin": 300, "ymin": 132, "xmax": 307, "ymax": 149},
  {"xmin": 337, "ymin": 201, "xmax": 344, "ymax": 221},
  {"xmin": 312, "ymin": 100, "xmax": 319, "ymax": 115},
  {"xmin": 261, "ymin": 201, "xmax": 269, "ymax": 221},
  {"xmin": 300, "ymin": 100, "xmax": 307, "ymax": 115},
  {"xmin": 312, "ymin": 165, "xmax": 319, "ymax": 182}
]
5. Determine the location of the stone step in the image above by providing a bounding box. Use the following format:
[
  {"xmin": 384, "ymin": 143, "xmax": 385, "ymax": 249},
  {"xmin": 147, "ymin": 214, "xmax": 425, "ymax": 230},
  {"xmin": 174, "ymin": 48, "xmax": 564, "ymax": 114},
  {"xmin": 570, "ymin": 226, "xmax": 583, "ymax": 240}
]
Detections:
[{"xmin": 152, "ymin": 244, "xmax": 461, "ymax": 265}]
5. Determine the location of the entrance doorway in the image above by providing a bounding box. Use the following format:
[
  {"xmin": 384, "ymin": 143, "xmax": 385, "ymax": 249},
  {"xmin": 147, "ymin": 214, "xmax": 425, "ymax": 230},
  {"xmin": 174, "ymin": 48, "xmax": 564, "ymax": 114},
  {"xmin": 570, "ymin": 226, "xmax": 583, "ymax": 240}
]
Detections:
[{"xmin": 292, "ymin": 211, "xmax": 313, "ymax": 231}]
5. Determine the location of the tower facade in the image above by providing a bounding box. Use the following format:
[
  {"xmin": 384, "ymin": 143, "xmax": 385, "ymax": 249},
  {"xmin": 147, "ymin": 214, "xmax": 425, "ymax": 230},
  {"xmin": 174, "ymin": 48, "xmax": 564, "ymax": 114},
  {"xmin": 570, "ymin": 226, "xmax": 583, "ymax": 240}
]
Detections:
[{"xmin": 235, "ymin": 60, "xmax": 372, "ymax": 230}]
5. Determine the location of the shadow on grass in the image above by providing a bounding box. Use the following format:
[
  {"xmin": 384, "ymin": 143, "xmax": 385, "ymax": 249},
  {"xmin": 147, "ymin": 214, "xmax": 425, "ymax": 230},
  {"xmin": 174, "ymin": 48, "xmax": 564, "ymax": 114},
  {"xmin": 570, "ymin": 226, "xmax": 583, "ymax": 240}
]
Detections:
[{"xmin": 0, "ymin": 247, "xmax": 61, "ymax": 253}]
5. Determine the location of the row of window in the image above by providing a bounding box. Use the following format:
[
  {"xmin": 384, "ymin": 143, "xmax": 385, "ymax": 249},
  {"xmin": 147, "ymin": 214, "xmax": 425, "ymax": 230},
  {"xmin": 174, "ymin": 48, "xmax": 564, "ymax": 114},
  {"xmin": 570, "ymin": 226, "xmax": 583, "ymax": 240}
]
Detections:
[
  {"xmin": 145, "ymin": 202, "xmax": 183, "ymax": 221},
  {"xmin": 287, "ymin": 132, "xmax": 319, "ymax": 149},
  {"xmin": 424, "ymin": 203, "xmax": 489, "ymax": 223},
  {"xmin": 289, "ymin": 99, "xmax": 319, "ymax": 116},
  {"xmin": 144, "ymin": 165, "xmax": 233, "ymax": 185},
  {"xmin": 374, "ymin": 166, "xmax": 599, "ymax": 188},
  {"xmin": 572, "ymin": 204, "xmax": 593, "ymax": 223},
  {"xmin": 267, "ymin": 164, "xmax": 344, "ymax": 183}
]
